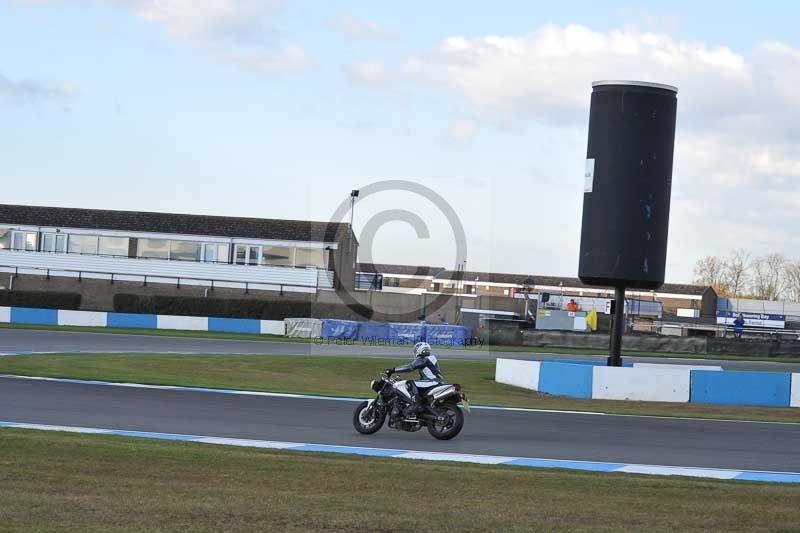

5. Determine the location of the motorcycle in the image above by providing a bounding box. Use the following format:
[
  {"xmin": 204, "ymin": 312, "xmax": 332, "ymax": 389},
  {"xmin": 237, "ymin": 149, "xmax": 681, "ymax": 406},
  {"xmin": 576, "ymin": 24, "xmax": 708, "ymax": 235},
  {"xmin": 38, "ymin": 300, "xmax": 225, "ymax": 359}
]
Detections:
[{"xmin": 352, "ymin": 370, "xmax": 469, "ymax": 440}]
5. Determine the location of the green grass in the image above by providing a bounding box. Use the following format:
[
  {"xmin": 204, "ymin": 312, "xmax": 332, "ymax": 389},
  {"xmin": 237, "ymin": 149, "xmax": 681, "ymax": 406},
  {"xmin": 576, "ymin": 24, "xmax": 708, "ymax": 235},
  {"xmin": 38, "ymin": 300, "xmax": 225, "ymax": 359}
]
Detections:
[
  {"xmin": 0, "ymin": 428, "xmax": 798, "ymax": 532},
  {"xmin": 1, "ymin": 353, "xmax": 798, "ymax": 423},
  {"xmin": 3, "ymin": 322, "xmax": 800, "ymax": 362}
]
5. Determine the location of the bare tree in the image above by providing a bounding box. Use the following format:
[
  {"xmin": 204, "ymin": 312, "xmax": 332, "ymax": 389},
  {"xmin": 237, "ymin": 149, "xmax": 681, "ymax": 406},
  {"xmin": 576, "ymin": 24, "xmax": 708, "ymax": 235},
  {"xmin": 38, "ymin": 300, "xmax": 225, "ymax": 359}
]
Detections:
[
  {"xmin": 750, "ymin": 253, "xmax": 787, "ymax": 301},
  {"xmin": 784, "ymin": 261, "xmax": 800, "ymax": 302},
  {"xmin": 693, "ymin": 256, "xmax": 729, "ymax": 295},
  {"xmin": 724, "ymin": 248, "xmax": 751, "ymax": 299}
]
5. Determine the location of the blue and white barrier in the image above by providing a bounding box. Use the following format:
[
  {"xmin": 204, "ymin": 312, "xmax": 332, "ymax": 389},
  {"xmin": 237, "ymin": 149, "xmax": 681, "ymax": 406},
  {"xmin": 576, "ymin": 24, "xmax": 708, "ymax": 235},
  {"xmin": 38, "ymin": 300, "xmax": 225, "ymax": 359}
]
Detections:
[
  {"xmin": 12, "ymin": 307, "xmax": 57, "ymax": 325},
  {"xmin": 592, "ymin": 366, "xmax": 691, "ymax": 403},
  {"xmin": 58, "ymin": 310, "xmax": 107, "ymax": 327},
  {"xmin": 107, "ymin": 312, "xmax": 158, "ymax": 329},
  {"xmin": 157, "ymin": 315, "xmax": 208, "ymax": 332},
  {"xmin": 494, "ymin": 359, "xmax": 540, "ymax": 390},
  {"xmin": 1, "ymin": 306, "xmax": 286, "ymax": 337},
  {"xmin": 495, "ymin": 358, "xmax": 799, "ymax": 408},
  {"xmin": 690, "ymin": 370, "xmax": 792, "ymax": 408},
  {"xmin": 1, "ymin": 306, "xmax": 470, "ymax": 345},
  {"xmin": 538, "ymin": 362, "xmax": 594, "ymax": 399}
]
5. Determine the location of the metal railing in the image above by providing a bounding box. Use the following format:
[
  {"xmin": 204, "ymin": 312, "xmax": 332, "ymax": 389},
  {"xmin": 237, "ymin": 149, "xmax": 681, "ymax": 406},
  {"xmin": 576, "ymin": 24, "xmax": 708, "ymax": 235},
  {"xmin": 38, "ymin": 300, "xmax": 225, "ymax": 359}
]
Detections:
[{"xmin": 0, "ymin": 263, "xmax": 329, "ymax": 295}]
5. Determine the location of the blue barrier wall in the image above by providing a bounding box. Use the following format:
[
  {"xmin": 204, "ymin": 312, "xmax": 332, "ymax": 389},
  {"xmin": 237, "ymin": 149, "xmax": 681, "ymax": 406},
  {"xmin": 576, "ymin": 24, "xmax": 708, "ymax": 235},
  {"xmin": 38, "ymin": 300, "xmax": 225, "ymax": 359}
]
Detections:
[
  {"xmin": 208, "ymin": 317, "xmax": 261, "ymax": 335},
  {"xmin": 322, "ymin": 319, "xmax": 360, "ymax": 340},
  {"xmin": 538, "ymin": 362, "xmax": 594, "ymax": 399},
  {"xmin": 358, "ymin": 322, "xmax": 389, "ymax": 342},
  {"xmin": 107, "ymin": 312, "xmax": 158, "ymax": 329},
  {"xmin": 10, "ymin": 307, "xmax": 58, "ymax": 326},
  {"xmin": 425, "ymin": 324, "xmax": 468, "ymax": 346},
  {"xmin": 388, "ymin": 323, "xmax": 425, "ymax": 344},
  {"xmin": 690, "ymin": 370, "xmax": 792, "ymax": 407}
]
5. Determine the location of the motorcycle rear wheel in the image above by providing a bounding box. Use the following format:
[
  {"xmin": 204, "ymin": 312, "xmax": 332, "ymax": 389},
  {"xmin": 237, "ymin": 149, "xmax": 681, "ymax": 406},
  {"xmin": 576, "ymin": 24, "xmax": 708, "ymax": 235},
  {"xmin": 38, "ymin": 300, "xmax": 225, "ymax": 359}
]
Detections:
[
  {"xmin": 427, "ymin": 402, "xmax": 464, "ymax": 440},
  {"xmin": 353, "ymin": 401, "xmax": 386, "ymax": 435}
]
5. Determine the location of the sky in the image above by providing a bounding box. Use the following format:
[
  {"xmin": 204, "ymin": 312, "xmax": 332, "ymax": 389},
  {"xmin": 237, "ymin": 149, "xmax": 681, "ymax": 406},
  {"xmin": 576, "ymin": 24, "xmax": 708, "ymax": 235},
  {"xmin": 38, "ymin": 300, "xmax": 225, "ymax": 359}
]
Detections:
[{"xmin": 1, "ymin": 1, "xmax": 799, "ymax": 283}]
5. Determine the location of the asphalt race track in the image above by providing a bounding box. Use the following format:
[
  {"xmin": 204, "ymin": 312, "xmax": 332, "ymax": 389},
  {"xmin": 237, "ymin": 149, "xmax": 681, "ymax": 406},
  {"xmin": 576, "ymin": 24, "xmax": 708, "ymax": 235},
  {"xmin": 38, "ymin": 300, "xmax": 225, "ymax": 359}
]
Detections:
[
  {"xmin": 2, "ymin": 329, "xmax": 800, "ymax": 372},
  {"xmin": 2, "ymin": 376, "xmax": 799, "ymax": 472}
]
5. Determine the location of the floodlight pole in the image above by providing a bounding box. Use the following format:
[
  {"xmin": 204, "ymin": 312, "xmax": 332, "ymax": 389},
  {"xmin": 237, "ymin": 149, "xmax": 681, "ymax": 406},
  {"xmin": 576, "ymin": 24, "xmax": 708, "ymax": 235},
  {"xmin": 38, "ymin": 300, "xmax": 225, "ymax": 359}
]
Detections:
[{"xmin": 608, "ymin": 286, "xmax": 625, "ymax": 367}]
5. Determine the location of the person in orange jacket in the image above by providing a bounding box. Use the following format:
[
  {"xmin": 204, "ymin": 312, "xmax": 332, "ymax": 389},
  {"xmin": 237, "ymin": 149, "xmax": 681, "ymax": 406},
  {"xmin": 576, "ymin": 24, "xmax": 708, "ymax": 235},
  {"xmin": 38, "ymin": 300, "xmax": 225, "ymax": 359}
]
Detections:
[{"xmin": 566, "ymin": 298, "xmax": 580, "ymax": 312}]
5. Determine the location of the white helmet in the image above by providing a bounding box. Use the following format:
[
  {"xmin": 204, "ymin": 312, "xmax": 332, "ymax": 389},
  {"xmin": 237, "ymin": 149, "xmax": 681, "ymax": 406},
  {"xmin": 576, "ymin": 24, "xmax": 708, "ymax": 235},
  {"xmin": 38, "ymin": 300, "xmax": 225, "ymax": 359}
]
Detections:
[{"xmin": 414, "ymin": 341, "xmax": 431, "ymax": 357}]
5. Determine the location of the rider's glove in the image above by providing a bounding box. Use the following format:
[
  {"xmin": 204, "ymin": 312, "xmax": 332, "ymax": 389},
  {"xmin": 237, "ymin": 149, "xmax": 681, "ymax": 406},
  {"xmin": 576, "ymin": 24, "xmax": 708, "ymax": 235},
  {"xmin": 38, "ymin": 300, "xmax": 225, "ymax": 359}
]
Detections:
[{"xmin": 385, "ymin": 367, "xmax": 395, "ymax": 375}]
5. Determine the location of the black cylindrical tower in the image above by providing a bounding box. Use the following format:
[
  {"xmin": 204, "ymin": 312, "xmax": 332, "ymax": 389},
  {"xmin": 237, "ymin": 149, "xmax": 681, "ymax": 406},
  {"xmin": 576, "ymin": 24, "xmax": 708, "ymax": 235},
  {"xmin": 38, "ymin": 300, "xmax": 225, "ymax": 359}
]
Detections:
[{"xmin": 578, "ymin": 81, "xmax": 678, "ymax": 290}]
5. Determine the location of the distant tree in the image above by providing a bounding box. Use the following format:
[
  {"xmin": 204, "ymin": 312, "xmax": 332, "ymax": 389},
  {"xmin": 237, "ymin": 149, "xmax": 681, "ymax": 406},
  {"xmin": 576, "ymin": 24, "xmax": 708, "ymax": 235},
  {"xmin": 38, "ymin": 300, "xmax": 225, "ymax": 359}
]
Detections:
[
  {"xmin": 750, "ymin": 253, "xmax": 787, "ymax": 301},
  {"xmin": 784, "ymin": 261, "xmax": 800, "ymax": 302},
  {"xmin": 693, "ymin": 256, "xmax": 729, "ymax": 296},
  {"xmin": 724, "ymin": 249, "xmax": 751, "ymax": 299}
]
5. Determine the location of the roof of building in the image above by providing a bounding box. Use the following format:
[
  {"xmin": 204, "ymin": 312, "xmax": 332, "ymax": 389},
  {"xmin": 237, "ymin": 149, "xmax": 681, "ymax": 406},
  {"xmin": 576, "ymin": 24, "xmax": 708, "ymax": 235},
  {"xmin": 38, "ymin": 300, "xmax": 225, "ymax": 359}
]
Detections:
[
  {"xmin": 0, "ymin": 204, "xmax": 351, "ymax": 244},
  {"xmin": 356, "ymin": 263, "xmax": 444, "ymax": 277},
  {"xmin": 432, "ymin": 269, "xmax": 711, "ymax": 296}
]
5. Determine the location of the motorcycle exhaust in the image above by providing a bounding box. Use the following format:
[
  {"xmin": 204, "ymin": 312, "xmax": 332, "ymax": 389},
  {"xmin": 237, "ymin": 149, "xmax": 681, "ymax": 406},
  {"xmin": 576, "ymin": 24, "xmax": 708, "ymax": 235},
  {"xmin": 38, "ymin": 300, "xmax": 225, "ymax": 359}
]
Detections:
[{"xmin": 430, "ymin": 385, "xmax": 457, "ymax": 402}]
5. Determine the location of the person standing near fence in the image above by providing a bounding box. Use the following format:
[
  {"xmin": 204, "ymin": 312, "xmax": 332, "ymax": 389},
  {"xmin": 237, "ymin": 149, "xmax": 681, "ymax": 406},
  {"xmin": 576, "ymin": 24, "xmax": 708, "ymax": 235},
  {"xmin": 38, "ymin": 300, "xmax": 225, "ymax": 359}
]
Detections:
[{"xmin": 733, "ymin": 313, "xmax": 745, "ymax": 339}]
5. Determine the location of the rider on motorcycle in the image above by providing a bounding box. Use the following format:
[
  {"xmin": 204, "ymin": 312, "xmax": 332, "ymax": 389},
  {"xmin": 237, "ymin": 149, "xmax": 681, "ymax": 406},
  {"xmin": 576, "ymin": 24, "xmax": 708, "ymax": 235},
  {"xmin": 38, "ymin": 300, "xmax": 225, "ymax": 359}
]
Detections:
[{"xmin": 387, "ymin": 341, "xmax": 443, "ymax": 415}]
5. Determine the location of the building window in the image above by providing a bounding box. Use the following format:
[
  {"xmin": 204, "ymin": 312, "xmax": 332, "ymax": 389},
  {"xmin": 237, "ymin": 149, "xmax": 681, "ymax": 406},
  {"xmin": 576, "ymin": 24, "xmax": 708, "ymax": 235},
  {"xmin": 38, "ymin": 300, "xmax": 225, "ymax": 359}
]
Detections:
[
  {"xmin": 138, "ymin": 238, "xmax": 169, "ymax": 259},
  {"xmin": 67, "ymin": 234, "xmax": 99, "ymax": 255},
  {"xmin": 234, "ymin": 244, "xmax": 260, "ymax": 265},
  {"xmin": 12, "ymin": 231, "xmax": 37, "ymax": 251},
  {"xmin": 202, "ymin": 243, "xmax": 229, "ymax": 264},
  {"xmin": 295, "ymin": 247, "xmax": 326, "ymax": 269},
  {"xmin": 169, "ymin": 240, "xmax": 201, "ymax": 262},
  {"xmin": 0, "ymin": 229, "xmax": 11, "ymax": 250},
  {"xmin": 42, "ymin": 233, "xmax": 67, "ymax": 253},
  {"xmin": 99, "ymin": 236, "xmax": 129, "ymax": 257},
  {"xmin": 262, "ymin": 246, "xmax": 294, "ymax": 267}
]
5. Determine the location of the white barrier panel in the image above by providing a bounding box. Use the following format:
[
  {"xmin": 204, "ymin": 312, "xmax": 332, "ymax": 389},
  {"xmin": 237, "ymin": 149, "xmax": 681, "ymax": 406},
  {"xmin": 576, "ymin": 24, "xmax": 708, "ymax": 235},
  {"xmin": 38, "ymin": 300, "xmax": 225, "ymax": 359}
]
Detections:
[
  {"xmin": 0, "ymin": 306, "xmax": 9, "ymax": 323},
  {"xmin": 592, "ymin": 366, "xmax": 690, "ymax": 403},
  {"xmin": 157, "ymin": 315, "xmax": 209, "ymax": 331},
  {"xmin": 495, "ymin": 359, "xmax": 540, "ymax": 391},
  {"xmin": 261, "ymin": 320, "xmax": 285, "ymax": 336},
  {"xmin": 633, "ymin": 363, "xmax": 723, "ymax": 372},
  {"xmin": 58, "ymin": 310, "xmax": 108, "ymax": 328},
  {"xmin": 792, "ymin": 374, "xmax": 800, "ymax": 408},
  {"xmin": 285, "ymin": 318, "xmax": 322, "ymax": 338}
]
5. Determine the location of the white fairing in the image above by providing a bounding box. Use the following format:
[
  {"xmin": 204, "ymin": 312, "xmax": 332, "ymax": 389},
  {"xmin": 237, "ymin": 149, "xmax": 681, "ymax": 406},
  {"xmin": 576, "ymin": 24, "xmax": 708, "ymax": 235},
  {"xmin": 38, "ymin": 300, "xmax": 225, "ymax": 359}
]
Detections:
[
  {"xmin": 421, "ymin": 355, "xmax": 438, "ymax": 380},
  {"xmin": 393, "ymin": 380, "xmax": 412, "ymax": 399}
]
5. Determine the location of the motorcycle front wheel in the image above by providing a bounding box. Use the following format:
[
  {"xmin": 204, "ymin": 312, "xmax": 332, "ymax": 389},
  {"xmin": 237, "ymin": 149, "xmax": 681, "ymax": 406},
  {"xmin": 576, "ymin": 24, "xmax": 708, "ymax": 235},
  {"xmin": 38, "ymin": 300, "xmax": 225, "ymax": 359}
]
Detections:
[
  {"xmin": 427, "ymin": 402, "xmax": 464, "ymax": 440},
  {"xmin": 353, "ymin": 401, "xmax": 386, "ymax": 435}
]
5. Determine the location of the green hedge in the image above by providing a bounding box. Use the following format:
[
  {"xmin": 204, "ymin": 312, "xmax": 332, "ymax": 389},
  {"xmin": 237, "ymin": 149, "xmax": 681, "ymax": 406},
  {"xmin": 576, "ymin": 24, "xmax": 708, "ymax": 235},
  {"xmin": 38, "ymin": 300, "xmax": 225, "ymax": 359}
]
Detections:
[
  {"xmin": 0, "ymin": 290, "xmax": 82, "ymax": 310},
  {"xmin": 113, "ymin": 294, "xmax": 373, "ymax": 321}
]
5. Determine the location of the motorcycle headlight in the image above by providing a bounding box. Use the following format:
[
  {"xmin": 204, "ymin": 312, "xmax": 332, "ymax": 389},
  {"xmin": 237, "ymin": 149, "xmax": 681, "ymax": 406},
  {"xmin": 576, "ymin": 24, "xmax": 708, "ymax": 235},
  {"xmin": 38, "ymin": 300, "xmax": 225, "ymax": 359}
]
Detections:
[{"xmin": 370, "ymin": 379, "xmax": 383, "ymax": 393}]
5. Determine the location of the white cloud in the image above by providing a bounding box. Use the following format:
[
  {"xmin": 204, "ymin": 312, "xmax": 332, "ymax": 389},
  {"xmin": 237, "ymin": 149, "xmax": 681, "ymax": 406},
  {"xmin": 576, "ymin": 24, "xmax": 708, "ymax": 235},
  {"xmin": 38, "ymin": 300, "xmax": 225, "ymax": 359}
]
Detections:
[
  {"xmin": 0, "ymin": 72, "xmax": 77, "ymax": 107},
  {"xmin": 127, "ymin": 0, "xmax": 284, "ymax": 43},
  {"xmin": 123, "ymin": 0, "xmax": 315, "ymax": 74},
  {"xmin": 330, "ymin": 14, "xmax": 396, "ymax": 41},
  {"xmin": 224, "ymin": 42, "xmax": 313, "ymax": 73},
  {"xmin": 406, "ymin": 24, "xmax": 800, "ymax": 280},
  {"xmin": 406, "ymin": 24, "xmax": 752, "ymax": 127},
  {"xmin": 343, "ymin": 60, "xmax": 391, "ymax": 86},
  {"xmin": 448, "ymin": 119, "xmax": 477, "ymax": 143},
  {"xmin": 16, "ymin": 0, "xmax": 311, "ymax": 74}
]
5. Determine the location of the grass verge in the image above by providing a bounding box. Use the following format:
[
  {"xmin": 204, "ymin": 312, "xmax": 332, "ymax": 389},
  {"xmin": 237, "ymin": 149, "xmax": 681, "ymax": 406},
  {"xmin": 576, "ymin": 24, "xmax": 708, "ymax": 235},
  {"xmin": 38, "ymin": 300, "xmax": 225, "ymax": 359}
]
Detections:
[
  {"xmin": 3, "ymin": 322, "xmax": 800, "ymax": 362},
  {"xmin": 1, "ymin": 353, "xmax": 798, "ymax": 423},
  {"xmin": 1, "ymin": 428, "xmax": 798, "ymax": 532}
]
